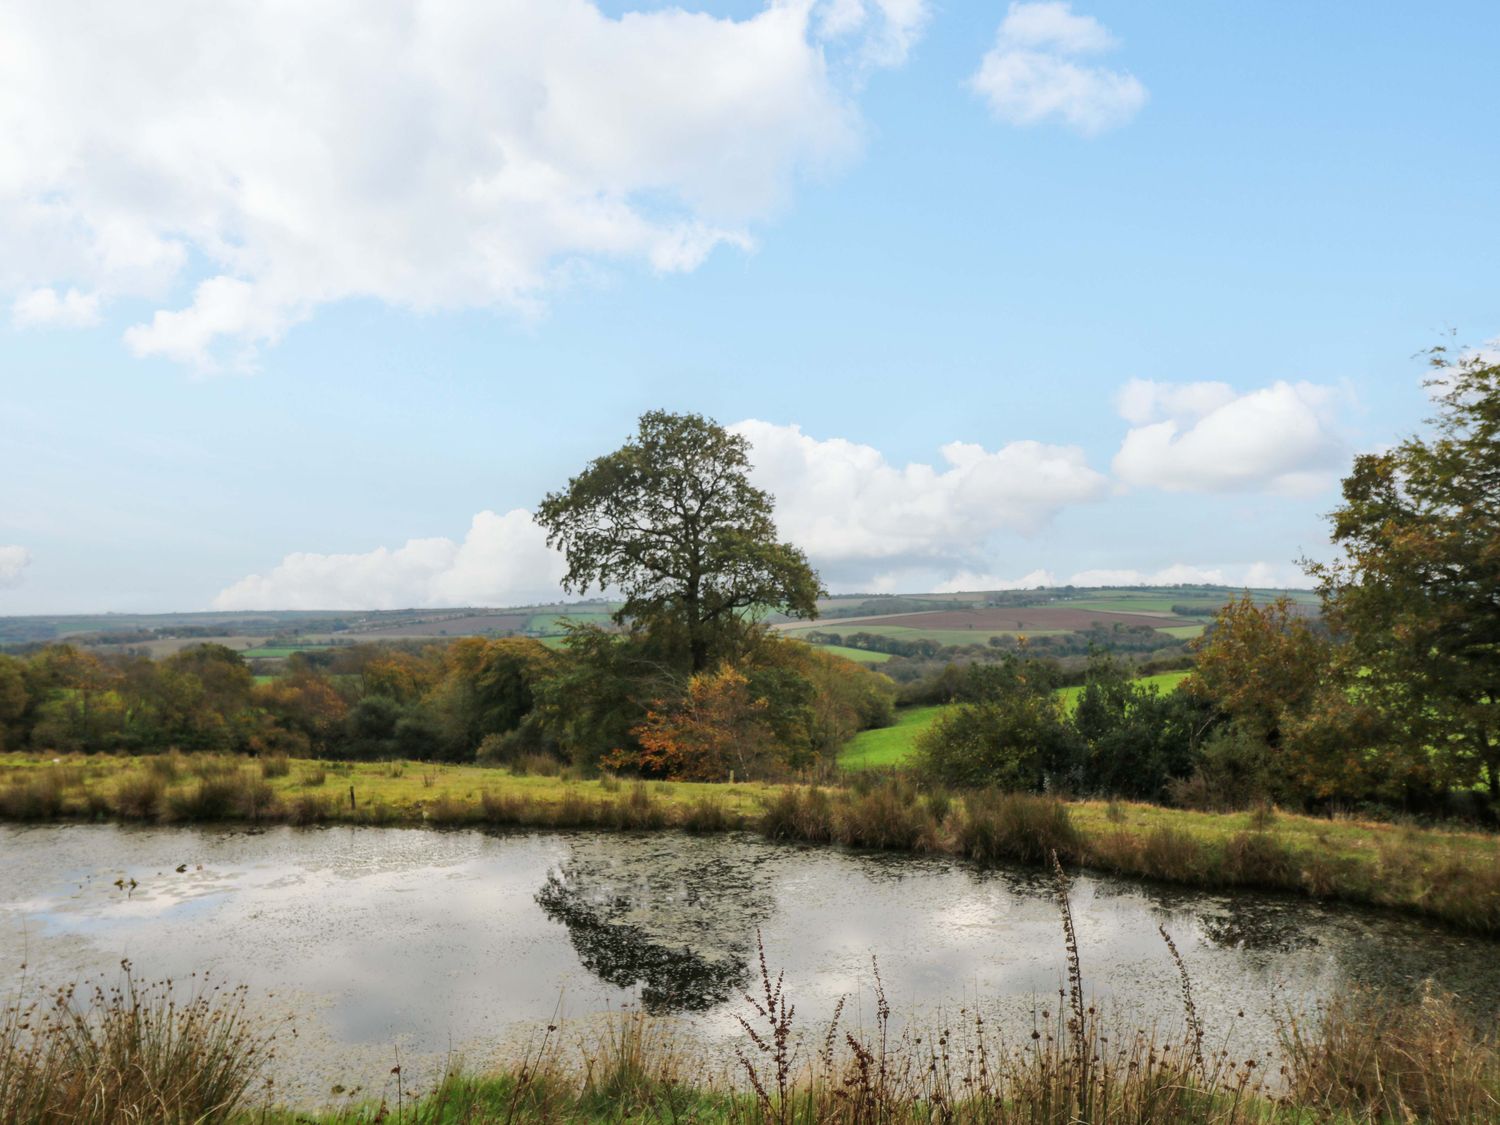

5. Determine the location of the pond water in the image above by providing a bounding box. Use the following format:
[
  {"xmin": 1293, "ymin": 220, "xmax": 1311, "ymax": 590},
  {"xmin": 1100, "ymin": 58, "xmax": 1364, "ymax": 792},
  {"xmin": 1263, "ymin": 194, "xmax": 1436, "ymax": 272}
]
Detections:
[{"xmin": 2, "ymin": 823, "xmax": 1497, "ymax": 1104}]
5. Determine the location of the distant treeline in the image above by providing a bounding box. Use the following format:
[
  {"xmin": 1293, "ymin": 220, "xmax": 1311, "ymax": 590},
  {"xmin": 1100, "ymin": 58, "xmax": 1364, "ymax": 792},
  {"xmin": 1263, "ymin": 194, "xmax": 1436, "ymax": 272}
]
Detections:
[{"xmin": 0, "ymin": 629, "xmax": 896, "ymax": 781}]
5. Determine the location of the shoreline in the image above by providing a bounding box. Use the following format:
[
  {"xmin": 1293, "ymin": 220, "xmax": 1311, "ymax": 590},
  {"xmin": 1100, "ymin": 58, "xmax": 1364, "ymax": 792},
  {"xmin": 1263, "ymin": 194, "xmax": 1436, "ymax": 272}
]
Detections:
[{"xmin": 3, "ymin": 751, "xmax": 1499, "ymax": 938}]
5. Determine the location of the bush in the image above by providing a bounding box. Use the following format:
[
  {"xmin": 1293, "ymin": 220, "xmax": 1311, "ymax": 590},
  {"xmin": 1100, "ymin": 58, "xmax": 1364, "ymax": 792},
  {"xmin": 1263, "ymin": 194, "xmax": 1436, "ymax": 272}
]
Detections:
[
  {"xmin": 113, "ymin": 773, "xmax": 165, "ymax": 820},
  {"xmin": 258, "ymin": 753, "xmax": 290, "ymax": 778},
  {"xmin": 1169, "ymin": 723, "xmax": 1275, "ymax": 811},
  {"xmin": 1222, "ymin": 830, "xmax": 1298, "ymax": 888},
  {"xmin": 0, "ymin": 773, "xmax": 66, "ymax": 820},
  {"xmin": 916, "ymin": 694, "xmax": 1083, "ymax": 791},
  {"xmin": 0, "ymin": 966, "xmax": 279, "ymax": 1123},
  {"xmin": 955, "ymin": 791, "xmax": 1081, "ymax": 865},
  {"xmin": 758, "ymin": 787, "xmax": 834, "ymax": 843}
]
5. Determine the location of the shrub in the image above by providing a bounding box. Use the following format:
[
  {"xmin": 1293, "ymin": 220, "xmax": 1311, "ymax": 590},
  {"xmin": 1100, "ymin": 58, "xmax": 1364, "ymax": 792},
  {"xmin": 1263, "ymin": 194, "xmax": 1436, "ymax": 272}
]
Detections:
[
  {"xmin": 758, "ymin": 787, "xmax": 834, "ymax": 843},
  {"xmin": 607, "ymin": 783, "xmax": 667, "ymax": 831},
  {"xmin": 1137, "ymin": 825, "xmax": 1209, "ymax": 883},
  {"xmin": 144, "ymin": 752, "xmax": 183, "ymax": 782},
  {"xmin": 680, "ymin": 795, "xmax": 734, "ymax": 833},
  {"xmin": 0, "ymin": 773, "xmax": 66, "ymax": 820},
  {"xmin": 834, "ymin": 781, "xmax": 935, "ymax": 851},
  {"xmin": 1282, "ymin": 985, "xmax": 1500, "ymax": 1122},
  {"xmin": 298, "ymin": 767, "xmax": 327, "ymax": 787},
  {"xmin": 955, "ymin": 791, "xmax": 1081, "ymax": 865},
  {"xmin": 0, "ymin": 965, "xmax": 279, "ymax": 1124},
  {"xmin": 1222, "ymin": 830, "xmax": 1298, "ymax": 888},
  {"xmin": 113, "ymin": 773, "xmax": 165, "ymax": 820},
  {"xmin": 285, "ymin": 792, "xmax": 332, "ymax": 826},
  {"xmin": 916, "ymin": 694, "xmax": 1083, "ymax": 791},
  {"xmin": 511, "ymin": 752, "xmax": 561, "ymax": 778}
]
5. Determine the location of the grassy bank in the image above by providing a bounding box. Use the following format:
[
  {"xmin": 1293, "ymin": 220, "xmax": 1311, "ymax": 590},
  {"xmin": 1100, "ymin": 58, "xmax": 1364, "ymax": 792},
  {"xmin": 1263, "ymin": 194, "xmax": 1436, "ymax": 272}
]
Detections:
[
  {"xmin": 5, "ymin": 869, "xmax": 1497, "ymax": 1124},
  {"xmin": 3, "ymin": 751, "xmax": 1500, "ymax": 936}
]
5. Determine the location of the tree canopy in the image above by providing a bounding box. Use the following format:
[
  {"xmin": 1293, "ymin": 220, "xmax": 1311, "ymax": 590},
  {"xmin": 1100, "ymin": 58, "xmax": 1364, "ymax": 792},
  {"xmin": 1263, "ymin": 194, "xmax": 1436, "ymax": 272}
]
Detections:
[
  {"xmin": 1307, "ymin": 344, "xmax": 1500, "ymax": 799},
  {"xmin": 535, "ymin": 410, "xmax": 824, "ymax": 672}
]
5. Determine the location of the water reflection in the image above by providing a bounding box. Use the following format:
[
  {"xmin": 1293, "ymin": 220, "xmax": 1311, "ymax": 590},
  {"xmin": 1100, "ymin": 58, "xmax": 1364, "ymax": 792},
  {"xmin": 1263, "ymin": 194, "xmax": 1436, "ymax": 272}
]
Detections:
[
  {"xmin": 3, "ymin": 823, "xmax": 1499, "ymax": 1101},
  {"xmin": 535, "ymin": 836, "xmax": 774, "ymax": 1011}
]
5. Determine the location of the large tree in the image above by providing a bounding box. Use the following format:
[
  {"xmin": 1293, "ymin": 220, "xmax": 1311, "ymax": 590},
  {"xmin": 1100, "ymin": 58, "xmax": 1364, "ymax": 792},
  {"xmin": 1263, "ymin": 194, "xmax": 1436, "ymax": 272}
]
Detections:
[
  {"xmin": 536, "ymin": 410, "xmax": 824, "ymax": 672},
  {"xmin": 1308, "ymin": 344, "xmax": 1500, "ymax": 800}
]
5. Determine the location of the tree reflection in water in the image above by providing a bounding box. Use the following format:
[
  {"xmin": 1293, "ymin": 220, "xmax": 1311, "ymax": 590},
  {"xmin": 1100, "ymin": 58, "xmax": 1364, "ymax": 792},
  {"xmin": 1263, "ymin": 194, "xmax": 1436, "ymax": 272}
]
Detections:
[{"xmin": 535, "ymin": 835, "xmax": 775, "ymax": 1012}]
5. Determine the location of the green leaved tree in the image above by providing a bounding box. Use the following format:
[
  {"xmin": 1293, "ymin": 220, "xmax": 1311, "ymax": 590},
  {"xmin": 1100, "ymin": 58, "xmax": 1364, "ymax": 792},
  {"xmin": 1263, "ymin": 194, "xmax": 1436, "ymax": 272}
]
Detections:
[
  {"xmin": 1308, "ymin": 343, "xmax": 1500, "ymax": 801},
  {"xmin": 536, "ymin": 410, "xmax": 824, "ymax": 673}
]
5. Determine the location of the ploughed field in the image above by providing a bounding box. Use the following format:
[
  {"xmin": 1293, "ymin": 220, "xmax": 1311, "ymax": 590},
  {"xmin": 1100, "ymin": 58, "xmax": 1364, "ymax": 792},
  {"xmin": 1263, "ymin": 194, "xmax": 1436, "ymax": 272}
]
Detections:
[{"xmin": 841, "ymin": 607, "xmax": 1179, "ymax": 631}]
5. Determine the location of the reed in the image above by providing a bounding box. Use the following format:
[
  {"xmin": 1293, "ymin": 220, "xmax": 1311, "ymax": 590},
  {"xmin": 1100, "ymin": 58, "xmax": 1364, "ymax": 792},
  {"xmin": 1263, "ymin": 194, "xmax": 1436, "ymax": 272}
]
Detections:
[{"xmin": 0, "ymin": 963, "xmax": 280, "ymax": 1124}]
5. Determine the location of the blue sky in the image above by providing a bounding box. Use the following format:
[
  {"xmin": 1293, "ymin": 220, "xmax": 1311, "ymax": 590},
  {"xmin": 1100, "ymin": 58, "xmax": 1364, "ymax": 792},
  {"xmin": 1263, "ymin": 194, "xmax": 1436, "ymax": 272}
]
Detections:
[{"xmin": 2, "ymin": 0, "xmax": 1497, "ymax": 613}]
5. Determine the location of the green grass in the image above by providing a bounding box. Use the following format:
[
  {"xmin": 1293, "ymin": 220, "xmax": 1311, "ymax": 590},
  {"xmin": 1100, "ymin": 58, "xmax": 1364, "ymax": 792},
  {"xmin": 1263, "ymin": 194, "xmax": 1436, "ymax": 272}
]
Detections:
[
  {"xmin": 837, "ymin": 705, "xmax": 946, "ymax": 769},
  {"xmin": 525, "ymin": 612, "xmax": 614, "ymax": 634},
  {"xmin": 241, "ymin": 645, "xmax": 323, "ymax": 659},
  {"xmin": 1055, "ymin": 670, "xmax": 1190, "ymax": 710},
  {"xmin": 786, "ymin": 623, "xmax": 1072, "ymax": 646},
  {"xmin": 809, "ymin": 643, "xmax": 892, "ymax": 664},
  {"xmin": 841, "ymin": 672, "xmax": 1192, "ymax": 771},
  {"xmin": 1159, "ymin": 624, "xmax": 1207, "ymax": 639},
  {"xmin": 1057, "ymin": 596, "xmax": 1181, "ymax": 613}
]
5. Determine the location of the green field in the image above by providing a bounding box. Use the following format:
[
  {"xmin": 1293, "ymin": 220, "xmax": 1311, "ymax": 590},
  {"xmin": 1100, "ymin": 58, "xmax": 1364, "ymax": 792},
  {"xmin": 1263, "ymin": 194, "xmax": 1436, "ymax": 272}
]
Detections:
[
  {"xmin": 241, "ymin": 645, "xmax": 324, "ymax": 659},
  {"xmin": 840, "ymin": 671, "xmax": 1191, "ymax": 770},
  {"xmin": 1057, "ymin": 597, "xmax": 1180, "ymax": 613},
  {"xmin": 815, "ymin": 644, "xmax": 893, "ymax": 664},
  {"xmin": 1158, "ymin": 624, "xmax": 1206, "ymax": 639},
  {"xmin": 1054, "ymin": 669, "xmax": 1190, "ymax": 709},
  {"xmin": 525, "ymin": 611, "xmax": 614, "ymax": 634},
  {"xmin": 790, "ymin": 623, "xmax": 1074, "ymax": 646},
  {"xmin": 837, "ymin": 704, "xmax": 947, "ymax": 769}
]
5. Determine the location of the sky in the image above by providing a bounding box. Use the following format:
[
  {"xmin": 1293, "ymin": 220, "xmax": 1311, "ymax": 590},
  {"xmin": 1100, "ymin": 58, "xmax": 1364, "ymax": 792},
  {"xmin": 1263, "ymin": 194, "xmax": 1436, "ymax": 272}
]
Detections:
[{"xmin": 2, "ymin": 0, "xmax": 1498, "ymax": 614}]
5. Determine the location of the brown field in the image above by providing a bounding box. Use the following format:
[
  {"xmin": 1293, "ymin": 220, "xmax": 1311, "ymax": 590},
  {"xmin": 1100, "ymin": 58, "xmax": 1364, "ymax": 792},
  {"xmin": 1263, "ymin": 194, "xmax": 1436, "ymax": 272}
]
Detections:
[
  {"xmin": 94, "ymin": 635, "xmax": 270, "ymax": 657},
  {"xmin": 352, "ymin": 613, "xmax": 532, "ymax": 637},
  {"xmin": 853, "ymin": 607, "xmax": 1182, "ymax": 631}
]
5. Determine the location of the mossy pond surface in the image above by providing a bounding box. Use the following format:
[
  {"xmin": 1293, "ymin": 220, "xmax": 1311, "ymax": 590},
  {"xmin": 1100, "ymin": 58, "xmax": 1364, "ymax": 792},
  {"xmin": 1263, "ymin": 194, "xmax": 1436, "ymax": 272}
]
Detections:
[{"xmin": 3, "ymin": 824, "xmax": 1497, "ymax": 1103}]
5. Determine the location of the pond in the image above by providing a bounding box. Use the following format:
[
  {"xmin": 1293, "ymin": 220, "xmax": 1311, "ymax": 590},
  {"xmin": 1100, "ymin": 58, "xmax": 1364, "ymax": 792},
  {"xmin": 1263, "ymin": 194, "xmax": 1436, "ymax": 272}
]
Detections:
[{"xmin": 2, "ymin": 823, "xmax": 1497, "ymax": 1104}]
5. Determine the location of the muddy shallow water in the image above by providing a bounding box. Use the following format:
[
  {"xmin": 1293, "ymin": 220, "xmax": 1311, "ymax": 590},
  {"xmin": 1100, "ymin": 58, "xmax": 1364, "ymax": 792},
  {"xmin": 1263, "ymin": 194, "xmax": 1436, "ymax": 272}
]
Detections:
[{"xmin": 2, "ymin": 823, "xmax": 1497, "ymax": 1104}]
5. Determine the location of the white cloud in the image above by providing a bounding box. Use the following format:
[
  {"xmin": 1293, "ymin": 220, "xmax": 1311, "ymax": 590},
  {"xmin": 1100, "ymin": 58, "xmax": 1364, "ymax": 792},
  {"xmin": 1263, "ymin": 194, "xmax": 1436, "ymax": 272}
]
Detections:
[
  {"xmin": 936, "ymin": 561, "xmax": 1313, "ymax": 593},
  {"xmin": 817, "ymin": 0, "xmax": 932, "ymax": 68},
  {"xmin": 1074, "ymin": 562, "xmax": 1313, "ymax": 588},
  {"xmin": 0, "ymin": 546, "xmax": 31, "ymax": 588},
  {"xmin": 733, "ymin": 420, "xmax": 1108, "ymax": 569},
  {"xmin": 212, "ymin": 510, "xmax": 566, "ymax": 611},
  {"xmin": 3, "ymin": 1, "xmax": 925, "ymax": 369},
  {"xmin": 933, "ymin": 568, "xmax": 1058, "ymax": 593},
  {"xmin": 1426, "ymin": 334, "xmax": 1500, "ymax": 401},
  {"xmin": 1111, "ymin": 379, "xmax": 1346, "ymax": 494},
  {"xmin": 214, "ymin": 419, "xmax": 1109, "ymax": 609},
  {"xmin": 970, "ymin": 2, "xmax": 1146, "ymax": 135},
  {"xmin": 11, "ymin": 287, "xmax": 101, "ymax": 328}
]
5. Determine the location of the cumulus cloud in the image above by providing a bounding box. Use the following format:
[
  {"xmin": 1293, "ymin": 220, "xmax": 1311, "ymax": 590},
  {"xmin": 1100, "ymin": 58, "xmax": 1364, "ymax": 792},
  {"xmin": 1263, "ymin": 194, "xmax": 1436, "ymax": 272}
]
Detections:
[
  {"xmin": 817, "ymin": 0, "xmax": 932, "ymax": 68},
  {"xmin": 214, "ymin": 419, "xmax": 1110, "ymax": 608},
  {"xmin": 212, "ymin": 510, "xmax": 567, "ymax": 610},
  {"xmin": 934, "ymin": 561, "xmax": 1312, "ymax": 593},
  {"xmin": 0, "ymin": 546, "xmax": 31, "ymax": 588},
  {"xmin": 1426, "ymin": 334, "xmax": 1500, "ymax": 401},
  {"xmin": 11, "ymin": 287, "xmax": 101, "ymax": 328},
  {"xmin": 1111, "ymin": 378, "xmax": 1346, "ymax": 494},
  {"xmin": 732, "ymin": 420, "xmax": 1108, "ymax": 571},
  {"xmin": 932, "ymin": 568, "xmax": 1058, "ymax": 593},
  {"xmin": 3, "ymin": 1, "xmax": 925, "ymax": 369},
  {"xmin": 970, "ymin": 2, "xmax": 1146, "ymax": 135}
]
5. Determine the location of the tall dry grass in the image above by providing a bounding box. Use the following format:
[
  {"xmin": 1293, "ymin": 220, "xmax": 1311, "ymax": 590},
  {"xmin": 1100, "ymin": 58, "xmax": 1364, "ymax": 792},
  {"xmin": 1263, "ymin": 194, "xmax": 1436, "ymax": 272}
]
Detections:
[{"xmin": 0, "ymin": 962, "xmax": 281, "ymax": 1123}]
